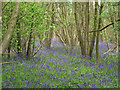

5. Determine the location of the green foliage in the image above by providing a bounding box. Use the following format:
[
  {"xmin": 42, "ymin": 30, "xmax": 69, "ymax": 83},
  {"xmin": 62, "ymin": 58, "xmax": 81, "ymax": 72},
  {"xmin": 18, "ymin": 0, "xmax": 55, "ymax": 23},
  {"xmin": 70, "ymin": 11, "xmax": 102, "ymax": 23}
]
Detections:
[{"xmin": 2, "ymin": 2, "xmax": 58, "ymax": 54}]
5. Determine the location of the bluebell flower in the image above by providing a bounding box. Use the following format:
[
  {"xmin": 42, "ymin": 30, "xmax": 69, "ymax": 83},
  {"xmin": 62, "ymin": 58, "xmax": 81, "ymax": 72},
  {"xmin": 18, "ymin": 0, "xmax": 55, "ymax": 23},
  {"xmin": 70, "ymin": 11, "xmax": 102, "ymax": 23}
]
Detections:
[
  {"xmin": 92, "ymin": 84, "xmax": 97, "ymax": 88},
  {"xmin": 77, "ymin": 83, "xmax": 81, "ymax": 87}
]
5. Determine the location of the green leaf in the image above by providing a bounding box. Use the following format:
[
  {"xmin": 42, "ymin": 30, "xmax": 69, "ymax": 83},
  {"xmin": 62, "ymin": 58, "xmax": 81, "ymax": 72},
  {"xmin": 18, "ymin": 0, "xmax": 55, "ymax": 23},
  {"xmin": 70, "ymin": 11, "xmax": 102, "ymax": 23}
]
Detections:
[
  {"xmin": 49, "ymin": 26, "xmax": 52, "ymax": 28},
  {"xmin": 36, "ymin": 46, "xmax": 39, "ymax": 50},
  {"xmin": 60, "ymin": 24, "xmax": 64, "ymax": 27}
]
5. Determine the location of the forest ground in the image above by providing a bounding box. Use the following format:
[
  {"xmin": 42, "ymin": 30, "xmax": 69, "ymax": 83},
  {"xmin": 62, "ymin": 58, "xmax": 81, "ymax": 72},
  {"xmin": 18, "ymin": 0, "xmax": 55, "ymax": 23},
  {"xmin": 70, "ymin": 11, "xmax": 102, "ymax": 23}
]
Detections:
[{"xmin": 2, "ymin": 39, "xmax": 118, "ymax": 88}]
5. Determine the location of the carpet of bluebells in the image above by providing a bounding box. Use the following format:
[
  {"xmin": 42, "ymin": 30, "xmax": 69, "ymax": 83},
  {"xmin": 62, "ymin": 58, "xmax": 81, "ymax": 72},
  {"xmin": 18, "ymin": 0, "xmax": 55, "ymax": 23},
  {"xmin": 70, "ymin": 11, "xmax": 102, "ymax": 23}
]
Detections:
[{"xmin": 2, "ymin": 39, "xmax": 119, "ymax": 88}]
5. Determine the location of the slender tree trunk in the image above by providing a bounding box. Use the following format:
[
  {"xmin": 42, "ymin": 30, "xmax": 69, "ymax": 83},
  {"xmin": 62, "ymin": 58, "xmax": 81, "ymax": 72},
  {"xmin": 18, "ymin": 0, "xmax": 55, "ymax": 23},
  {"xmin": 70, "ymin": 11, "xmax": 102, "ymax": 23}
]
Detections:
[
  {"xmin": 16, "ymin": 17, "xmax": 21, "ymax": 55},
  {"xmin": 1, "ymin": 2, "xmax": 21, "ymax": 54},
  {"xmin": 61, "ymin": 3, "xmax": 70, "ymax": 46},
  {"xmin": 70, "ymin": 25, "xmax": 74, "ymax": 54},
  {"xmin": 65, "ymin": 3, "xmax": 71, "ymax": 46},
  {"xmin": 32, "ymin": 35, "xmax": 35, "ymax": 55},
  {"xmin": 47, "ymin": 3, "xmax": 54, "ymax": 49},
  {"xmin": 96, "ymin": 3, "xmax": 104, "ymax": 64},
  {"xmin": 74, "ymin": 2, "xmax": 85, "ymax": 56},
  {"xmin": 86, "ymin": 2, "xmax": 90, "ymax": 55},
  {"xmin": 44, "ymin": 33, "xmax": 49, "ymax": 48},
  {"xmin": 118, "ymin": 2, "xmax": 120, "ymax": 60},
  {"xmin": 7, "ymin": 41, "xmax": 11, "ymax": 59},
  {"xmin": 27, "ymin": 15, "xmax": 34, "ymax": 57},
  {"xmin": 6, "ymin": 22, "xmax": 11, "ymax": 59},
  {"xmin": 104, "ymin": 29, "xmax": 110, "ymax": 50},
  {"xmin": 27, "ymin": 29, "xmax": 32, "ymax": 57},
  {"xmin": 89, "ymin": 2, "xmax": 98, "ymax": 58},
  {"xmin": 44, "ymin": 3, "xmax": 51, "ymax": 49},
  {"xmin": 82, "ymin": 3, "xmax": 86, "ymax": 56}
]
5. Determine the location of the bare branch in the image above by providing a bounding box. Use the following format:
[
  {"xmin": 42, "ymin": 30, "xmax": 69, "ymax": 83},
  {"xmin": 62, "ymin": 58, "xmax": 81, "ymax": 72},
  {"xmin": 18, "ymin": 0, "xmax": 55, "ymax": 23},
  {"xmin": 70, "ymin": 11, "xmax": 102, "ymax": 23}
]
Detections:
[
  {"xmin": 2, "ymin": 2, "xmax": 9, "ymax": 11},
  {"xmin": 89, "ymin": 19, "xmax": 120, "ymax": 33}
]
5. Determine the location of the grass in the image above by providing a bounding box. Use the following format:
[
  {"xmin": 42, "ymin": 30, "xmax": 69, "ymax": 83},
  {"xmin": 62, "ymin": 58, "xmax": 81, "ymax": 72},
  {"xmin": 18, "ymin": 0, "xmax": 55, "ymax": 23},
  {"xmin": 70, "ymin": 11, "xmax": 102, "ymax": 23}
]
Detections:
[{"xmin": 2, "ymin": 41, "xmax": 119, "ymax": 88}]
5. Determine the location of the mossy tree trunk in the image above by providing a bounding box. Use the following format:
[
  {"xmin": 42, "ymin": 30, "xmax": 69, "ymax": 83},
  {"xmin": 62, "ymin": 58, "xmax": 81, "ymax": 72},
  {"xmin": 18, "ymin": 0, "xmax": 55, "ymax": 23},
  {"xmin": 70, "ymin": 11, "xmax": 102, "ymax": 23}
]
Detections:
[{"xmin": 1, "ymin": 2, "xmax": 21, "ymax": 54}]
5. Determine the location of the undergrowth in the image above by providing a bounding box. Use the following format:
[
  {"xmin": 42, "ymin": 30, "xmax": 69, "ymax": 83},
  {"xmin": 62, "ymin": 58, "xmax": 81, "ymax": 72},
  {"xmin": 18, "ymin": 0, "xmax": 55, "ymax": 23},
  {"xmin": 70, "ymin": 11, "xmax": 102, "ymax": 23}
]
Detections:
[{"xmin": 2, "ymin": 45, "xmax": 119, "ymax": 88}]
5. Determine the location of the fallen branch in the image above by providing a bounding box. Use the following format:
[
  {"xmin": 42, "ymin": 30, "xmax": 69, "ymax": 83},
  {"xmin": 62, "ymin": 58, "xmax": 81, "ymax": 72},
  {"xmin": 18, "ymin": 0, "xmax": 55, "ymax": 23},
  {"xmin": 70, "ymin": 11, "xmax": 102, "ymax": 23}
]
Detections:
[
  {"xmin": 0, "ymin": 62, "xmax": 13, "ymax": 65},
  {"xmin": 103, "ymin": 45, "xmax": 117, "ymax": 55}
]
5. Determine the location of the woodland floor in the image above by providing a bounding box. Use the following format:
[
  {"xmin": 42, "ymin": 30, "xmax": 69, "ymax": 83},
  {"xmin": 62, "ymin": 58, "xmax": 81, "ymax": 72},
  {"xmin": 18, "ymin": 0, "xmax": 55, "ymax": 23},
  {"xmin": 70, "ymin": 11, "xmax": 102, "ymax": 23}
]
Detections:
[{"xmin": 2, "ymin": 40, "xmax": 119, "ymax": 88}]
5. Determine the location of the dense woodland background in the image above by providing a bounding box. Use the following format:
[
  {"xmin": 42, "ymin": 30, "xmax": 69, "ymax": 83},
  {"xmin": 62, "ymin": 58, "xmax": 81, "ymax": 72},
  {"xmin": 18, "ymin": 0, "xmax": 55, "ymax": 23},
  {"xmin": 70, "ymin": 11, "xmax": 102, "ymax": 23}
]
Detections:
[{"xmin": 1, "ymin": 1, "xmax": 119, "ymax": 88}]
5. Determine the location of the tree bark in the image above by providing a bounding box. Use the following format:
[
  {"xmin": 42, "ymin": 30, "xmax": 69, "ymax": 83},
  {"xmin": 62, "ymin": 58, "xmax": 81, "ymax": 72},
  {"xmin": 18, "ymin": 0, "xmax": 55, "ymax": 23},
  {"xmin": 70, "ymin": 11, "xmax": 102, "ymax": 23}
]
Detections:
[
  {"xmin": 89, "ymin": 2, "xmax": 98, "ymax": 58},
  {"xmin": 74, "ymin": 2, "xmax": 85, "ymax": 56},
  {"xmin": 85, "ymin": 2, "xmax": 89, "ymax": 55},
  {"xmin": 47, "ymin": 3, "xmax": 54, "ymax": 49},
  {"xmin": 1, "ymin": 2, "xmax": 21, "ymax": 54},
  {"xmin": 96, "ymin": 3, "xmax": 104, "ymax": 63},
  {"xmin": 27, "ymin": 16, "xmax": 33, "ymax": 57},
  {"xmin": 82, "ymin": 3, "xmax": 86, "ymax": 56},
  {"xmin": 7, "ymin": 41, "xmax": 11, "ymax": 59}
]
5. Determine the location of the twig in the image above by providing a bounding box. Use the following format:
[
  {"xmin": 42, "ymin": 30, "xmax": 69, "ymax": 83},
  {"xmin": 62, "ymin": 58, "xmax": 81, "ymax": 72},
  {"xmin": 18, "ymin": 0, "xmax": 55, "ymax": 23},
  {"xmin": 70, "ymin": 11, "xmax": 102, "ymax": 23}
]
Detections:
[
  {"xmin": 103, "ymin": 45, "xmax": 117, "ymax": 55},
  {"xmin": 31, "ymin": 45, "xmax": 42, "ymax": 58},
  {"xmin": 2, "ymin": 2, "xmax": 10, "ymax": 11},
  {"xmin": 0, "ymin": 62, "xmax": 13, "ymax": 65},
  {"xmin": 103, "ymin": 45, "xmax": 117, "ymax": 60}
]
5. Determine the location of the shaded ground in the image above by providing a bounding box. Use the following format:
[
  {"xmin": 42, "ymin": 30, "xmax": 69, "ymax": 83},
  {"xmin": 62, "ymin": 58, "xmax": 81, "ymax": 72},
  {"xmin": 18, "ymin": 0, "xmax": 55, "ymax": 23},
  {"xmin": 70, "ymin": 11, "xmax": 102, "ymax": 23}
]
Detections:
[{"xmin": 2, "ymin": 40, "xmax": 118, "ymax": 88}]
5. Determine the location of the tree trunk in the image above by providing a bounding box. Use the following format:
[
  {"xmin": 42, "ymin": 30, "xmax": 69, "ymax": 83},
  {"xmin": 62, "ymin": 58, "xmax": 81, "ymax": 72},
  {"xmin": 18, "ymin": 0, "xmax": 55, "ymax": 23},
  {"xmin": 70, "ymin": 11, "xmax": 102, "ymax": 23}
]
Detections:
[
  {"xmin": 47, "ymin": 3, "xmax": 54, "ymax": 49},
  {"xmin": 65, "ymin": 3, "xmax": 71, "ymax": 46},
  {"xmin": 32, "ymin": 35, "xmax": 35, "ymax": 55},
  {"xmin": 7, "ymin": 41, "xmax": 11, "ymax": 59},
  {"xmin": 74, "ymin": 2, "xmax": 85, "ymax": 56},
  {"xmin": 82, "ymin": 3, "xmax": 86, "ymax": 56},
  {"xmin": 1, "ymin": 2, "xmax": 21, "ymax": 54},
  {"xmin": 16, "ymin": 17, "xmax": 21, "ymax": 55},
  {"xmin": 69, "ymin": 25, "xmax": 74, "ymax": 54},
  {"xmin": 27, "ymin": 15, "xmax": 34, "ymax": 57},
  {"xmin": 96, "ymin": 3, "xmax": 104, "ymax": 64},
  {"xmin": 85, "ymin": 2, "xmax": 90, "ymax": 55},
  {"xmin": 27, "ymin": 29, "xmax": 32, "ymax": 57},
  {"xmin": 89, "ymin": 2, "xmax": 98, "ymax": 58},
  {"xmin": 118, "ymin": 2, "xmax": 120, "ymax": 59}
]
